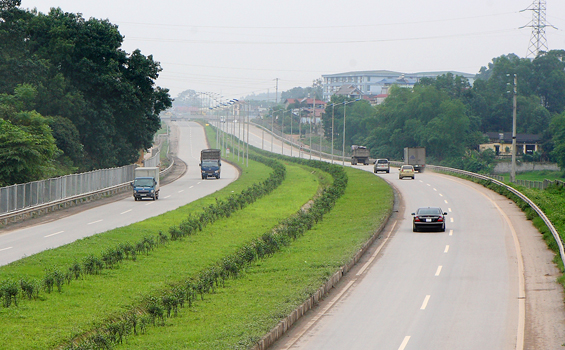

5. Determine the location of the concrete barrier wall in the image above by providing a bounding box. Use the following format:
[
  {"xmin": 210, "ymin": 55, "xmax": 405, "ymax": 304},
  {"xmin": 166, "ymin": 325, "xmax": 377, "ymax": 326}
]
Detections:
[{"xmin": 493, "ymin": 162, "xmax": 560, "ymax": 174}]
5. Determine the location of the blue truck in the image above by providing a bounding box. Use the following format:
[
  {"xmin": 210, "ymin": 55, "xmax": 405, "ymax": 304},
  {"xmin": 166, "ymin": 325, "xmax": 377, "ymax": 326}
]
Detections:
[
  {"xmin": 131, "ymin": 167, "xmax": 160, "ymax": 201},
  {"xmin": 200, "ymin": 149, "xmax": 221, "ymax": 179}
]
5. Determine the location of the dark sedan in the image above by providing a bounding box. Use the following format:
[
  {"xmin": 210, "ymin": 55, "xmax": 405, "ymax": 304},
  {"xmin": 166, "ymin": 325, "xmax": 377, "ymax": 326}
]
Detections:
[{"xmin": 411, "ymin": 207, "xmax": 447, "ymax": 232}]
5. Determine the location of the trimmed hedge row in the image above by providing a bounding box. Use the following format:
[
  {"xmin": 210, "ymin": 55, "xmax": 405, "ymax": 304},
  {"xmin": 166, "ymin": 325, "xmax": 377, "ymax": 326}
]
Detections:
[
  {"xmin": 0, "ymin": 153, "xmax": 286, "ymax": 310},
  {"xmin": 62, "ymin": 157, "xmax": 347, "ymax": 350}
]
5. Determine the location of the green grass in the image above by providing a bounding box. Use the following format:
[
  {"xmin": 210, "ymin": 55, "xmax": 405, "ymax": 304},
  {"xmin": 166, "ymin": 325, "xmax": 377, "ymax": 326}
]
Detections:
[
  {"xmin": 0, "ymin": 160, "xmax": 322, "ymax": 349},
  {"xmin": 117, "ymin": 167, "xmax": 393, "ymax": 349},
  {"xmin": 499, "ymin": 170, "xmax": 565, "ymax": 182}
]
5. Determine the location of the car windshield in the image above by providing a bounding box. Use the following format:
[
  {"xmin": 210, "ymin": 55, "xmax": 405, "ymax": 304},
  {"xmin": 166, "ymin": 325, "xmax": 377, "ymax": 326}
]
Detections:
[
  {"xmin": 134, "ymin": 178, "xmax": 154, "ymax": 187},
  {"xmin": 202, "ymin": 160, "xmax": 218, "ymax": 167},
  {"xmin": 417, "ymin": 208, "xmax": 441, "ymax": 215}
]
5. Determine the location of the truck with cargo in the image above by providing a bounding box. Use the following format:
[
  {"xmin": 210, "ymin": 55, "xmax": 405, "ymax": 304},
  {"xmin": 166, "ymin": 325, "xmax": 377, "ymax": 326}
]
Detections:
[
  {"xmin": 200, "ymin": 149, "xmax": 221, "ymax": 179},
  {"xmin": 351, "ymin": 145, "xmax": 370, "ymax": 165},
  {"xmin": 131, "ymin": 167, "xmax": 160, "ymax": 201},
  {"xmin": 404, "ymin": 147, "xmax": 426, "ymax": 172}
]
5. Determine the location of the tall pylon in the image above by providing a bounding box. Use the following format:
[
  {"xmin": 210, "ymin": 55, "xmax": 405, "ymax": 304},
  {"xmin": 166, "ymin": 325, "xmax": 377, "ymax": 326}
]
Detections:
[{"xmin": 520, "ymin": 0, "xmax": 557, "ymax": 58}]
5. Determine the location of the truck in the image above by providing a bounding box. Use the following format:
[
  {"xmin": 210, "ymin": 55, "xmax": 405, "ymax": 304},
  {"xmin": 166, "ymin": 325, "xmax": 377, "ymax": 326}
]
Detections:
[
  {"xmin": 200, "ymin": 149, "xmax": 221, "ymax": 179},
  {"xmin": 351, "ymin": 145, "xmax": 370, "ymax": 165},
  {"xmin": 404, "ymin": 147, "xmax": 426, "ymax": 172},
  {"xmin": 131, "ymin": 167, "xmax": 160, "ymax": 201}
]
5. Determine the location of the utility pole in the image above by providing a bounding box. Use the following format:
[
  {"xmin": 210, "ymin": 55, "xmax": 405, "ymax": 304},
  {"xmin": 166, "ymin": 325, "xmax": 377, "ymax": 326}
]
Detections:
[
  {"xmin": 281, "ymin": 109, "xmax": 285, "ymax": 155},
  {"xmin": 275, "ymin": 78, "xmax": 279, "ymax": 104},
  {"xmin": 520, "ymin": 0, "xmax": 557, "ymax": 58},
  {"xmin": 290, "ymin": 109, "xmax": 293, "ymax": 157},
  {"xmin": 511, "ymin": 74, "xmax": 517, "ymax": 183},
  {"xmin": 342, "ymin": 102, "xmax": 346, "ymax": 166},
  {"xmin": 331, "ymin": 103, "xmax": 335, "ymax": 164}
]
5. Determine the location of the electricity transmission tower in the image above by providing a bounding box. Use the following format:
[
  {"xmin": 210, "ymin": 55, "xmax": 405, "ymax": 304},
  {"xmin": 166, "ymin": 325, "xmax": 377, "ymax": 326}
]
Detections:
[{"xmin": 520, "ymin": 0, "xmax": 557, "ymax": 58}]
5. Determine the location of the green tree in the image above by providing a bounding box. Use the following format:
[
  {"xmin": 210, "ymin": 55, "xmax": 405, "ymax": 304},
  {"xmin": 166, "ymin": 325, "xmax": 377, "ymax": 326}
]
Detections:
[
  {"xmin": 0, "ymin": 6, "xmax": 172, "ymax": 171},
  {"xmin": 0, "ymin": 111, "xmax": 58, "ymax": 186},
  {"xmin": 550, "ymin": 113, "xmax": 565, "ymax": 169}
]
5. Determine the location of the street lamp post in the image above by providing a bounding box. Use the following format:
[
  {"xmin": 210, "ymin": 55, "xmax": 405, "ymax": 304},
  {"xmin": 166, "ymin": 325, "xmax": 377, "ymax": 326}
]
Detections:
[
  {"xmin": 290, "ymin": 109, "xmax": 294, "ymax": 157},
  {"xmin": 281, "ymin": 109, "xmax": 285, "ymax": 155},
  {"xmin": 511, "ymin": 74, "xmax": 517, "ymax": 183},
  {"xmin": 331, "ymin": 103, "xmax": 335, "ymax": 164}
]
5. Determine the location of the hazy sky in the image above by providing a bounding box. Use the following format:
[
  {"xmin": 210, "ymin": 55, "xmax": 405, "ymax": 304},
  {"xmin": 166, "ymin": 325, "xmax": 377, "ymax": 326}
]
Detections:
[{"xmin": 21, "ymin": 0, "xmax": 565, "ymax": 100}]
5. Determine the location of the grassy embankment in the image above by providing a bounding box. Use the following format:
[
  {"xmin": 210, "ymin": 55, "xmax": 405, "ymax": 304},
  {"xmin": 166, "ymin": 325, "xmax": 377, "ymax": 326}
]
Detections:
[
  {"xmin": 0, "ymin": 159, "xmax": 320, "ymax": 349},
  {"xmin": 118, "ymin": 166, "xmax": 393, "ymax": 350},
  {"xmin": 0, "ymin": 124, "xmax": 394, "ymax": 349},
  {"xmin": 499, "ymin": 170, "xmax": 565, "ymax": 182}
]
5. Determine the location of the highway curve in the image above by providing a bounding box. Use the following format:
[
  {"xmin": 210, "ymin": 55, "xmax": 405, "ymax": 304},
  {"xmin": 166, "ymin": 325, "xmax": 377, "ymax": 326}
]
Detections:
[{"xmin": 268, "ymin": 168, "xmax": 565, "ymax": 349}]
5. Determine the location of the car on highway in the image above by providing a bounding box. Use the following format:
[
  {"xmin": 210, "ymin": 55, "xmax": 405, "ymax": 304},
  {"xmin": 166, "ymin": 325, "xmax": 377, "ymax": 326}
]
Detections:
[
  {"xmin": 411, "ymin": 207, "xmax": 447, "ymax": 232},
  {"xmin": 374, "ymin": 159, "xmax": 390, "ymax": 173},
  {"xmin": 399, "ymin": 165, "xmax": 415, "ymax": 179}
]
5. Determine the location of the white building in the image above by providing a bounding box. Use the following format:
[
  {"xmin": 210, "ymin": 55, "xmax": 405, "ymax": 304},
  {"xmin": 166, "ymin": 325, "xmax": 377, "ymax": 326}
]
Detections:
[{"xmin": 322, "ymin": 70, "xmax": 475, "ymax": 101}]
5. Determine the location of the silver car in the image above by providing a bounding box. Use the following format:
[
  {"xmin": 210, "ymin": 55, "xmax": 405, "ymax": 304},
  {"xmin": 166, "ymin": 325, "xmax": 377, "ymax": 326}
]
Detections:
[{"xmin": 374, "ymin": 159, "xmax": 390, "ymax": 173}]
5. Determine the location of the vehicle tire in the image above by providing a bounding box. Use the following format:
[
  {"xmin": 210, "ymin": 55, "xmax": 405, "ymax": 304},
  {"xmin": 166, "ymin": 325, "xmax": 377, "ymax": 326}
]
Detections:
[
  {"xmin": 202, "ymin": 175, "xmax": 206, "ymax": 179},
  {"xmin": 374, "ymin": 170, "xmax": 377, "ymax": 173},
  {"xmin": 441, "ymin": 224, "xmax": 446, "ymax": 232},
  {"xmin": 134, "ymin": 197, "xmax": 138, "ymax": 201},
  {"xmin": 156, "ymin": 193, "xmax": 159, "ymax": 200},
  {"xmin": 399, "ymin": 176, "xmax": 402, "ymax": 180},
  {"xmin": 386, "ymin": 170, "xmax": 389, "ymax": 173},
  {"xmin": 216, "ymin": 174, "xmax": 220, "ymax": 179},
  {"xmin": 413, "ymin": 224, "xmax": 418, "ymax": 232},
  {"xmin": 412, "ymin": 176, "xmax": 415, "ymax": 179}
]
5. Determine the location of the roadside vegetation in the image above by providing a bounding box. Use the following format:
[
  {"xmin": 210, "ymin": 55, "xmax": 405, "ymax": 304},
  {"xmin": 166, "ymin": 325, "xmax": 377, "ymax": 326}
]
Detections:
[
  {"xmin": 0, "ymin": 124, "xmax": 394, "ymax": 349},
  {"xmin": 119, "ymin": 166, "xmax": 392, "ymax": 349},
  {"xmin": 499, "ymin": 170, "xmax": 565, "ymax": 182}
]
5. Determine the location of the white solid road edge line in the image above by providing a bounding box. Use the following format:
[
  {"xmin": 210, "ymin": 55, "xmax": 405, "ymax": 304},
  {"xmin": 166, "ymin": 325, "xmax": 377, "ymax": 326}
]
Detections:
[
  {"xmin": 398, "ymin": 336, "xmax": 411, "ymax": 350},
  {"xmin": 281, "ymin": 280, "xmax": 356, "ymax": 350},
  {"xmin": 444, "ymin": 175, "xmax": 526, "ymax": 350},
  {"xmin": 356, "ymin": 221, "xmax": 398, "ymax": 276}
]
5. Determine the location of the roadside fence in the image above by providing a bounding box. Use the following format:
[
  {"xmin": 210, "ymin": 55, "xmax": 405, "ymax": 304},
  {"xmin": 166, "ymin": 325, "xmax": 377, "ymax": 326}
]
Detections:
[{"xmin": 0, "ymin": 165, "xmax": 136, "ymax": 215}]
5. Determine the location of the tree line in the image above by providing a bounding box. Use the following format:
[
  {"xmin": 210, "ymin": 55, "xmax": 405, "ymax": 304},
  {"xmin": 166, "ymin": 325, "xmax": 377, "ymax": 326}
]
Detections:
[
  {"xmin": 319, "ymin": 51, "xmax": 565, "ymax": 172},
  {"xmin": 0, "ymin": 0, "xmax": 172, "ymax": 186}
]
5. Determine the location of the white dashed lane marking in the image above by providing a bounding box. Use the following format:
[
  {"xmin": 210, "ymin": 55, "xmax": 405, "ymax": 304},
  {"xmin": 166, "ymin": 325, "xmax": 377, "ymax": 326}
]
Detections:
[{"xmin": 44, "ymin": 231, "xmax": 64, "ymax": 238}]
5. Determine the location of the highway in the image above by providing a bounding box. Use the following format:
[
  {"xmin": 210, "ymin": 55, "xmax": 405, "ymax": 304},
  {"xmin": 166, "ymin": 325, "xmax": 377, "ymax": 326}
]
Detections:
[
  {"xmin": 0, "ymin": 121, "xmax": 239, "ymax": 266},
  {"xmin": 272, "ymin": 170, "xmax": 525, "ymax": 350},
  {"xmin": 1, "ymin": 119, "xmax": 563, "ymax": 348},
  {"xmin": 221, "ymin": 122, "xmax": 563, "ymax": 349}
]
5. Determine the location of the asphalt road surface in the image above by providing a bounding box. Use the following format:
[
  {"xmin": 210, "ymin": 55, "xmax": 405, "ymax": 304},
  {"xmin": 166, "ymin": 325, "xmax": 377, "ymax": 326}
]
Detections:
[
  {"xmin": 269, "ymin": 167, "xmax": 565, "ymax": 350},
  {"xmin": 0, "ymin": 121, "xmax": 238, "ymax": 266}
]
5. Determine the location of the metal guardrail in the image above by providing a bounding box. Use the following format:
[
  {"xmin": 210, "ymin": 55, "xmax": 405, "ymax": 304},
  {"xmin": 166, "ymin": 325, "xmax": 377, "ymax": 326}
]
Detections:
[
  {"xmin": 0, "ymin": 128, "xmax": 172, "ymax": 227},
  {"xmin": 428, "ymin": 164, "xmax": 565, "ymax": 268},
  {"xmin": 228, "ymin": 122, "xmax": 564, "ymax": 267},
  {"xmin": 0, "ymin": 165, "xmax": 136, "ymax": 215}
]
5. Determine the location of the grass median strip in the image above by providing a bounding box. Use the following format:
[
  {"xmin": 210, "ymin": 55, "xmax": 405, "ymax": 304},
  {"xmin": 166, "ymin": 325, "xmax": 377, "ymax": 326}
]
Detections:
[
  {"xmin": 115, "ymin": 166, "xmax": 393, "ymax": 350},
  {"xmin": 0, "ymin": 159, "xmax": 322, "ymax": 349}
]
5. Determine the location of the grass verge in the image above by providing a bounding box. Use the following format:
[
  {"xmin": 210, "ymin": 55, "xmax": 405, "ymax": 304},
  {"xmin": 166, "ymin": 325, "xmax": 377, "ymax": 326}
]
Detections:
[
  {"xmin": 0, "ymin": 159, "xmax": 323, "ymax": 349},
  {"xmin": 115, "ymin": 166, "xmax": 393, "ymax": 349}
]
